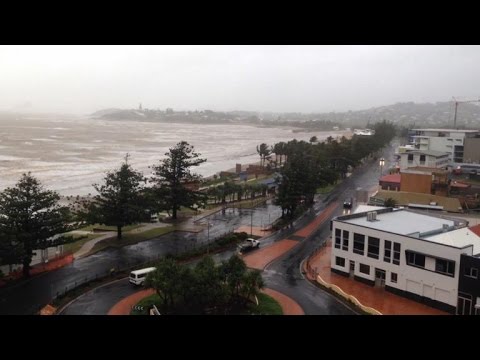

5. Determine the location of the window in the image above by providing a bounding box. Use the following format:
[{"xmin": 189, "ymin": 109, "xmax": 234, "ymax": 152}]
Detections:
[
  {"xmin": 335, "ymin": 229, "xmax": 341, "ymax": 249},
  {"xmin": 353, "ymin": 233, "xmax": 365, "ymax": 255},
  {"xmin": 367, "ymin": 237, "xmax": 380, "ymax": 259},
  {"xmin": 406, "ymin": 251, "xmax": 425, "ymax": 268},
  {"xmin": 359, "ymin": 263, "xmax": 370, "ymax": 275},
  {"xmin": 419, "ymin": 154, "xmax": 426, "ymax": 164},
  {"xmin": 435, "ymin": 259, "xmax": 455, "ymax": 277},
  {"xmin": 393, "ymin": 243, "xmax": 401, "ymax": 265},
  {"xmin": 465, "ymin": 267, "xmax": 478, "ymax": 279},
  {"xmin": 408, "ymin": 154, "xmax": 413, "ymax": 162},
  {"xmin": 391, "ymin": 272, "xmax": 398, "ymax": 283},
  {"xmin": 336, "ymin": 256, "xmax": 345, "ymax": 267},
  {"xmin": 384, "ymin": 240, "xmax": 392, "ymax": 263},
  {"xmin": 342, "ymin": 230, "xmax": 349, "ymax": 251}
]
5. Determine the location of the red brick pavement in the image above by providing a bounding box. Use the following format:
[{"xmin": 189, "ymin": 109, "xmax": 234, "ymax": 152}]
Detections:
[
  {"xmin": 108, "ymin": 289, "xmax": 156, "ymax": 315},
  {"xmin": 307, "ymin": 241, "xmax": 449, "ymax": 315},
  {"xmin": 293, "ymin": 202, "xmax": 338, "ymax": 238},
  {"xmin": 262, "ymin": 288, "xmax": 304, "ymax": 315}
]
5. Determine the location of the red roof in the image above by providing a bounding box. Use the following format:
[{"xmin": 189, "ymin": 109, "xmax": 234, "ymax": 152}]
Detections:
[
  {"xmin": 379, "ymin": 174, "xmax": 401, "ymax": 184},
  {"xmin": 470, "ymin": 224, "xmax": 480, "ymax": 237}
]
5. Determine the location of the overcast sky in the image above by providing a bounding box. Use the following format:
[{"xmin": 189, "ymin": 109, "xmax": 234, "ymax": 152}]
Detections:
[{"xmin": 1, "ymin": 45, "xmax": 479, "ymax": 114}]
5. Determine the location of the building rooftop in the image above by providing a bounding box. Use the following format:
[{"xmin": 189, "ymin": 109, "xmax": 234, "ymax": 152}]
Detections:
[
  {"xmin": 353, "ymin": 205, "xmax": 386, "ymax": 214},
  {"xmin": 372, "ymin": 190, "xmax": 462, "ymax": 213},
  {"xmin": 469, "ymin": 224, "xmax": 480, "ymax": 237},
  {"xmin": 336, "ymin": 208, "xmax": 478, "ymax": 251},
  {"xmin": 426, "ymin": 228, "xmax": 480, "ymax": 256},
  {"xmin": 338, "ymin": 209, "xmax": 457, "ymax": 237},
  {"xmin": 379, "ymin": 173, "xmax": 401, "ymax": 183},
  {"xmin": 411, "ymin": 128, "xmax": 480, "ymax": 133}
]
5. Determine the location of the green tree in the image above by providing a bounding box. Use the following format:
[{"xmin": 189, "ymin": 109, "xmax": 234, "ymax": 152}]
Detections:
[
  {"xmin": 220, "ymin": 254, "xmax": 247, "ymax": 301},
  {"xmin": 256, "ymin": 143, "xmax": 271, "ymax": 167},
  {"xmin": 240, "ymin": 270, "xmax": 265, "ymax": 305},
  {"xmin": 0, "ymin": 173, "xmax": 73, "ymax": 277},
  {"xmin": 144, "ymin": 257, "xmax": 183, "ymax": 311},
  {"xmin": 309, "ymin": 136, "xmax": 318, "ymax": 143},
  {"xmin": 79, "ymin": 156, "xmax": 149, "ymax": 240},
  {"xmin": 384, "ymin": 197, "xmax": 397, "ymax": 208},
  {"xmin": 151, "ymin": 141, "xmax": 207, "ymax": 220}
]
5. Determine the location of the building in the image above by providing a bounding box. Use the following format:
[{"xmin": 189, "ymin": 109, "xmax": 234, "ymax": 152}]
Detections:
[
  {"xmin": 400, "ymin": 167, "xmax": 449, "ymax": 196},
  {"xmin": 456, "ymin": 224, "xmax": 480, "ymax": 315},
  {"xmin": 463, "ymin": 136, "xmax": 480, "ymax": 164},
  {"xmin": 379, "ymin": 173, "xmax": 401, "ymax": 191},
  {"xmin": 398, "ymin": 150, "xmax": 449, "ymax": 170},
  {"xmin": 411, "ymin": 128, "xmax": 480, "ymax": 165},
  {"xmin": 331, "ymin": 208, "xmax": 480, "ymax": 313},
  {"xmin": 353, "ymin": 128, "xmax": 375, "ymax": 136}
]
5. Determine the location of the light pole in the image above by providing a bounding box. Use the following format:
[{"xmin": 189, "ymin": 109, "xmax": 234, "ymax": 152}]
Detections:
[{"xmin": 379, "ymin": 157, "xmax": 385, "ymax": 177}]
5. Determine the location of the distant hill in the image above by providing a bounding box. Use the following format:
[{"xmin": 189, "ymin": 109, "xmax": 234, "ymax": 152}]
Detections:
[{"xmin": 91, "ymin": 101, "xmax": 480, "ymax": 129}]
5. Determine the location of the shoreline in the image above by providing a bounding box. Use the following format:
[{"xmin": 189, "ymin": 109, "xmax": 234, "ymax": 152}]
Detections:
[{"xmin": 49, "ymin": 129, "xmax": 352, "ymax": 202}]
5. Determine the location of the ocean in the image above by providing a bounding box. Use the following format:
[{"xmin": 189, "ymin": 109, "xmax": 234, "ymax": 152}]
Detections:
[{"xmin": 0, "ymin": 115, "xmax": 348, "ymax": 196}]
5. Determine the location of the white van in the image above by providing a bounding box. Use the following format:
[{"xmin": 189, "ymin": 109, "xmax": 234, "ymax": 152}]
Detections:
[{"xmin": 129, "ymin": 267, "xmax": 156, "ymax": 286}]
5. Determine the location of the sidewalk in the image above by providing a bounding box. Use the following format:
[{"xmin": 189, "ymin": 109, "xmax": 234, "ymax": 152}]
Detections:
[
  {"xmin": 306, "ymin": 240, "xmax": 448, "ymax": 315},
  {"xmin": 73, "ymin": 232, "xmax": 115, "ymax": 259},
  {"xmin": 262, "ymin": 288, "xmax": 304, "ymax": 315},
  {"xmin": 0, "ymin": 253, "xmax": 74, "ymax": 288}
]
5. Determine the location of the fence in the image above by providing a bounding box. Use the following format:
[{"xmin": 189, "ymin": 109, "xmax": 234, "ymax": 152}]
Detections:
[{"xmin": 50, "ymin": 230, "xmax": 237, "ymax": 315}]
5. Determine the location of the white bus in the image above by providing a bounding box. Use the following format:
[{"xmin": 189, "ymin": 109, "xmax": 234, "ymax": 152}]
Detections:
[{"xmin": 129, "ymin": 267, "xmax": 156, "ymax": 286}]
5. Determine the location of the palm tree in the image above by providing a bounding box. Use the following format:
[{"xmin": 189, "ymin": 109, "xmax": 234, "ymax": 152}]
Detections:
[{"xmin": 256, "ymin": 143, "xmax": 271, "ymax": 167}]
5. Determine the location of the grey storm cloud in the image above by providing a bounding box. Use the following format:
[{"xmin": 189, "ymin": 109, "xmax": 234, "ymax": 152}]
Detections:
[{"xmin": 0, "ymin": 45, "xmax": 479, "ymax": 114}]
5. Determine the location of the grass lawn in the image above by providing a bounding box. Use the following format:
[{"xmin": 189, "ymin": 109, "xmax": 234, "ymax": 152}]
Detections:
[
  {"xmin": 90, "ymin": 225, "xmax": 176, "ymax": 254},
  {"xmin": 246, "ymin": 293, "xmax": 283, "ymax": 315},
  {"xmin": 130, "ymin": 293, "xmax": 161, "ymax": 315},
  {"xmin": 63, "ymin": 233, "xmax": 104, "ymax": 254},
  {"xmin": 130, "ymin": 292, "xmax": 283, "ymax": 315},
  {"xmin": 76, "ymin": 224, "xmax": 142, "ymax": 232}
]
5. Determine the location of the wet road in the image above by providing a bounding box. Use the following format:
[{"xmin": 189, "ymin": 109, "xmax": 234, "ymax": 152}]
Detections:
[
  {"xmin": 0, "ymin": 203, "xmax": 279, "ymax": 315},
  {"xmin": 0, "ymin": 142, "xmax": 397, "ymax": 315},
  {"xmin": 59, "ymin": 250, "xmax": 237, "ymax": 315},
  {"xmin": 263, "ymin": 141, "xmax": 399, "ymax": 314}
]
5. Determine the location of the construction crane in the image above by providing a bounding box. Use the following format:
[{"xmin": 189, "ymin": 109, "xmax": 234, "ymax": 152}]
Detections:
[{"xmin": 452, "ymin": 97, "xmax": 480, "ymax": 129}]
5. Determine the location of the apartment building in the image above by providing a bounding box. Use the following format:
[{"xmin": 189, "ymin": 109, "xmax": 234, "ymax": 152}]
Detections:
[
  {"xmin": 411, "ymin": 128, "xmax": 480, "ymax": 165},
  {"xmin": 398, "ymin": 150, "xmax": 449, "ymax": 170},
  {"xmin": 331, "ymin": 208, "xmax": 480, "ymax": 314}
]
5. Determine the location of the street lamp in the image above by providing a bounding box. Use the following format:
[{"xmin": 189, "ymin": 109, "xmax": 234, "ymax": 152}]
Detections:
[{"xmin": 379, "ymin": 157, "xmax": 385, "ymax": 177}]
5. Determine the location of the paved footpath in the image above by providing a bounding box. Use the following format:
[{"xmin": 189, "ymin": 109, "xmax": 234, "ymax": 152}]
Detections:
[
  {"xmin": 108, "ymin": 289, "xmax": 156, "ymax": 315},
  {"xmin": 306, "ymin": 240, "xmax": 449, "ymax": 315},
  {"xmin": 262, "ymin": 288, "xmax": 304, "ymax": 315}
]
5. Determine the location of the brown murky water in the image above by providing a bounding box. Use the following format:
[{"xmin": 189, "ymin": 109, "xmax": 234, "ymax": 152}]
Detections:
[{"xmin": 0, "ymin": 114, "xmax": 347, "ymax": 195}]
